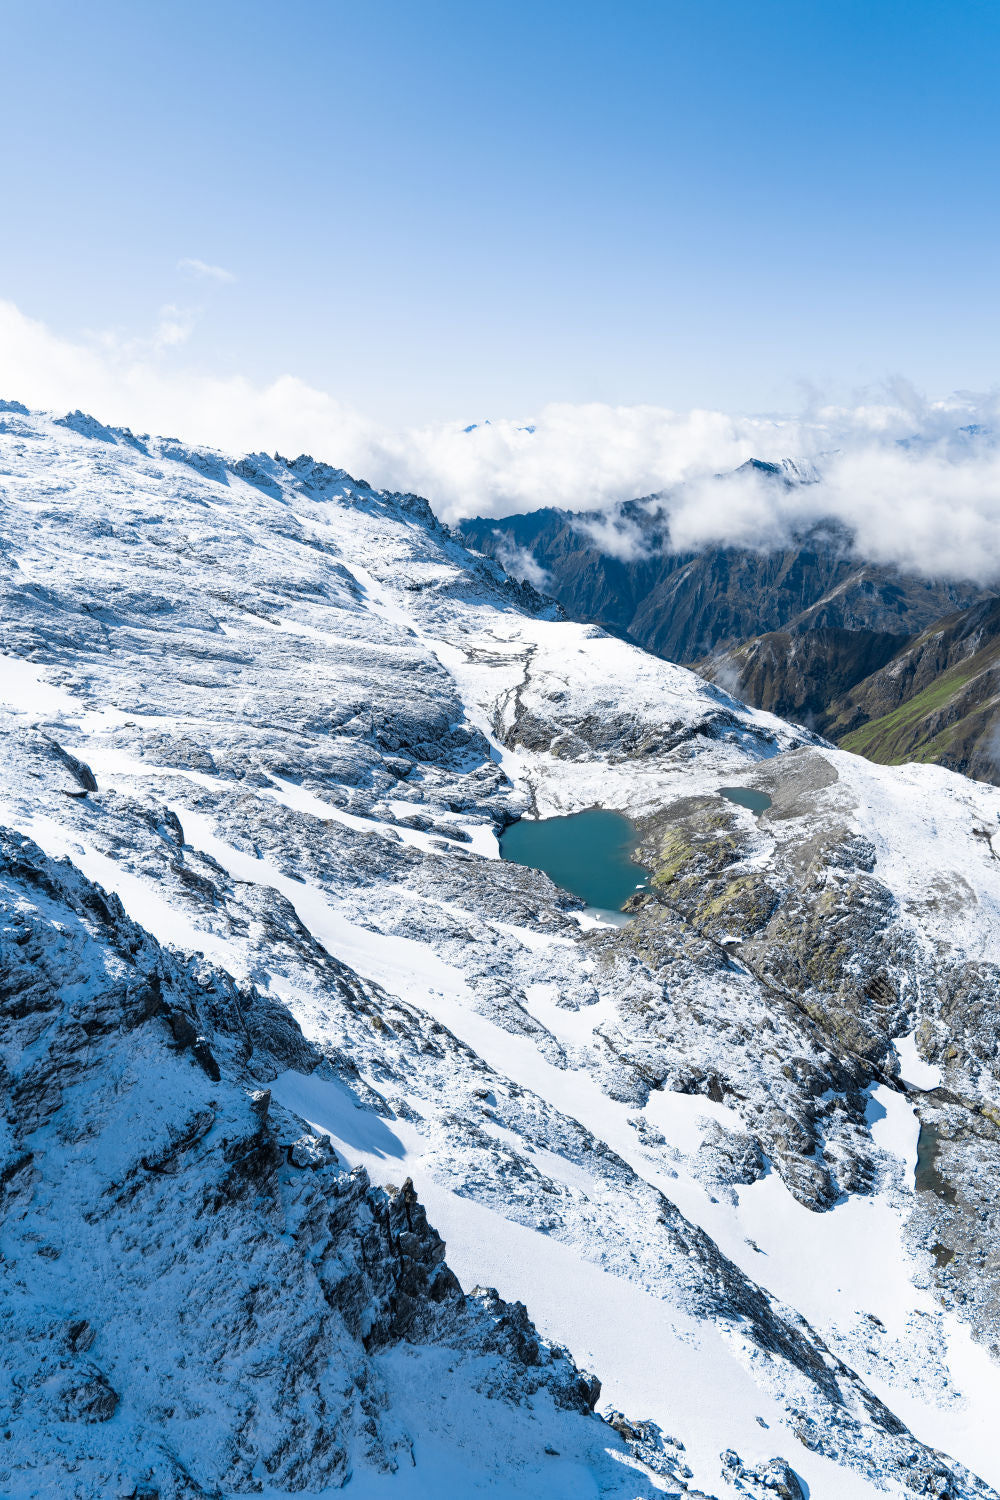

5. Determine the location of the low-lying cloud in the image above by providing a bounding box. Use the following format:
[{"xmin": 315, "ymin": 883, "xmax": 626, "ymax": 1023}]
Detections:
[
  {"xmin": 574, "ymin": 508, "xmax": 655, "ymax": 563},
  {"xmin": 3, "ymin": 299, "xmax": 1000, "ymax": 583},
  {"xmin": 487, "ymin": 538, "xmax": 553, "ymax": 593}
]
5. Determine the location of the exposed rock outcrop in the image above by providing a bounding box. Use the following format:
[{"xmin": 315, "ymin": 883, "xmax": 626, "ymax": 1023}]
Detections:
[{"xmin": 0, "ymin": 831, "xmax": 617, "ymax": 1497}]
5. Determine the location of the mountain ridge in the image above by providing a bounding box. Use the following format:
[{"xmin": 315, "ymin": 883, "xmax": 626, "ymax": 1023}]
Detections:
[
  {"xmin": 458, "ymin": 491, "xmax": 1000, "ymax": 776},
  {"xmin": 3, "ymin": 405, "xmax": 1000, "ymax": 1496},
  {"xmin": 458, "ymin": 498, "xmax": 986, "ymax": 663}
]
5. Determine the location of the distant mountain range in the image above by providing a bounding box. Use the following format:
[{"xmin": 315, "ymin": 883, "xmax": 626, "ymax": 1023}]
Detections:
[{"xmin": 459, "ymin": 471, "xmax": 1000, "ymax": 781}]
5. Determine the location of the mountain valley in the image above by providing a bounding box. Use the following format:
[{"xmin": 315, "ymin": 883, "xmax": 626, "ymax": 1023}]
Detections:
[{"xmin": 460, "ymin": 476, "xmax": 1000, "ymax": 782}]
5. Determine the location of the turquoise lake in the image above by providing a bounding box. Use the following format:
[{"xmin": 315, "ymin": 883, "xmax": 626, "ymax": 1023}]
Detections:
[{"xmin": 499, "ymin": 809, "xmax": 650, "ymax": 913}]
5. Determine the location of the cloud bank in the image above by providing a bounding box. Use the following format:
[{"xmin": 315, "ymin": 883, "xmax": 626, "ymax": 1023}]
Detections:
[{"xmin": 2, "ymin": 299, "xmax": 1000, "ymax": 582}]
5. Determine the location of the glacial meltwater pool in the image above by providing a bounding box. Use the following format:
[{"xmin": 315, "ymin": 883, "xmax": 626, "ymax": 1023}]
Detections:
[
  {"xmin": 499, "ymin": 809, "xmax": 650, "ymax": 916},
  {"xmin": 719, "ymin": 785, "xmax": 772, "ymax": 815}
]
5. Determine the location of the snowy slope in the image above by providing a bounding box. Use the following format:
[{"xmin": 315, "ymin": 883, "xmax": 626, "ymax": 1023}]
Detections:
[
  {"xmin": 0, "ymin": 826, "xmax": 666, "ymax": 1500},
  {"xmin": 1, "ymin": 404, "xmax": 999, "ymax": 1498}
]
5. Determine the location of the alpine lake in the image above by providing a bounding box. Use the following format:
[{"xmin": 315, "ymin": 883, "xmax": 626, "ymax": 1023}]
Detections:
[{"xmin": 500, "ymin": 786, "xmax": 772, "ymax": 921}]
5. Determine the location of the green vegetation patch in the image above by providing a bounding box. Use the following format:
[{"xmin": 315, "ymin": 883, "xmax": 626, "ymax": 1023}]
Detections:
[
  {"xmin": 696, "ymin": 874, "xmax": 761, "ymax": 921},
  {"xmin": 839, "ymin": 668, "xmax": 976, "ymax": 763},
  {"xmin": 652, "ymin": 829, "xmax": 695, "ymax": 887}
]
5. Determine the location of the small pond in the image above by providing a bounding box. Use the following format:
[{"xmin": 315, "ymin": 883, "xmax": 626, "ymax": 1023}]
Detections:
[
  {"xmin": 719, "ymin": 785, "xmax": 772, "ymax": 815},
  {"xmin": 915, "ymin": 1122, "xmax": 957, "ymax": 1204},
  {"xmin": 500, "ymin": 808, "xmax": 650, "ymax": 916}
]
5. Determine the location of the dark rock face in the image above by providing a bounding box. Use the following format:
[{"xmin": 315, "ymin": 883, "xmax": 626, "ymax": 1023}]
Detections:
[
  {"xmin": 58, "ymin": 1371, "xmax": 120, "ymax": 1425},
  {"xmin": 702, "ymin": 591, "xmax": 1000, "ymax": 785},
  {"xmin": 693, "ymin": 1120, "xmax": 767, "ymax": 1195},
  {"xmin": 826, "ymin": 594, "xmax": 1000, "ymax": 781},
  {"xmin": 459, "ymin": 506, "xmax": 984, "ymax": 672},
  {"xmin": 722, "ymin": 1449, "xmax": 805, "ymax": 1500},
  {"xmin": 699, "ymin": 625, "xmax": 908, "ymax": 728},
  {"xmin": 606, "ymin": 1410, "xmax": 696, "ymax": 1486}
]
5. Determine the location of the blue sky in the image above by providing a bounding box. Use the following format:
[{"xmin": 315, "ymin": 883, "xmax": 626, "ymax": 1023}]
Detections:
[{"xmin": 3, "ymin": 0, "xmax": 999, "ymax": 427}]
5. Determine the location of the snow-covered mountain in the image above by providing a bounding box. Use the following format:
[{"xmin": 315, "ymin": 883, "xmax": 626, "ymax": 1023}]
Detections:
[{"xmin": 2, "ymin": 403, "xmax": 1000, "ymax": 1498}]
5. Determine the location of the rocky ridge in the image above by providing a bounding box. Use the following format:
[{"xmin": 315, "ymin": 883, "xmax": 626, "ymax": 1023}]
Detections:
[
  {"xmin": 1, "ymin": 405, "xmax": 1000, "ymax": 1495},
  {"xmin": 0, "ymin": 825, "xmax": 637, "ymax": 1498}
]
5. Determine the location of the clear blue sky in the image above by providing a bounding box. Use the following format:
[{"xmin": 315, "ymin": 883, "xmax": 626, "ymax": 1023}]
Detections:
[{"xmin": 3, "ymin": 0, "xmax": 999, "ymax": 422}]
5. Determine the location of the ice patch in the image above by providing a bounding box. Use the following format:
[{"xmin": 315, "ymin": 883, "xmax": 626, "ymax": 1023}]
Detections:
[{"xmin": 895, "ymin": 1031, "xmax": 944, "ymax": 1090}]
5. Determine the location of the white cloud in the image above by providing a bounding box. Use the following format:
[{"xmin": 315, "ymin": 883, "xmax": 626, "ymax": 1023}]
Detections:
[
  {"xmin": 489, "ymin": 538, "xmax": 552, "ymax": 592},
  {"xmin": 3, "ymin": 299, "xmax": 1000, "ymax": 583},
  {"xmin": 177, "ymin": 257, "xmax": 236, "ymax": 284},
  {"xmin": 0, "ymin": 300, "xmax": 378, "ymax": 463},
  {"xmin": 575, "ymin": 507, "xmax": 655, "ymax": 562},
  {"xmin": 153, "ymin": 304, "xmax": 194, "ymax": 349}
]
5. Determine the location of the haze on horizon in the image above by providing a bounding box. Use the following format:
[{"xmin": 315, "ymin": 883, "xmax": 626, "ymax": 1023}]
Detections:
[{"xmin": 4, "ymin": 0, "xmax": 1000, "ymax": 578}]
